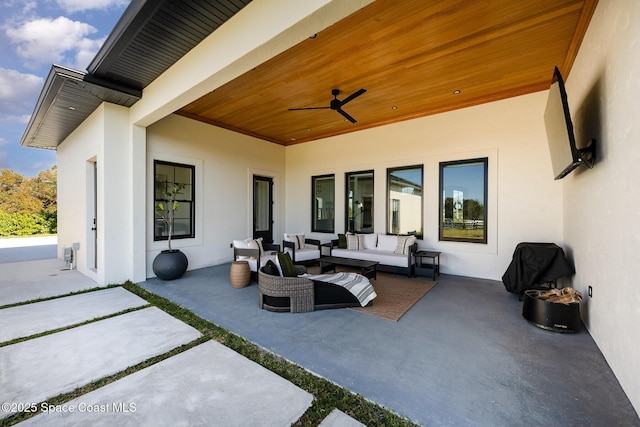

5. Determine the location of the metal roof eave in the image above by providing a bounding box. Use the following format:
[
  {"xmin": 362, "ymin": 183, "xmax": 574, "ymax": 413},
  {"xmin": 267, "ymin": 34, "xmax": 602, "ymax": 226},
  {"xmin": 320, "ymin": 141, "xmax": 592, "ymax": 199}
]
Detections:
[{"xmin": 20, "ymin": 65, "xmax": 141, "ymax": 150}]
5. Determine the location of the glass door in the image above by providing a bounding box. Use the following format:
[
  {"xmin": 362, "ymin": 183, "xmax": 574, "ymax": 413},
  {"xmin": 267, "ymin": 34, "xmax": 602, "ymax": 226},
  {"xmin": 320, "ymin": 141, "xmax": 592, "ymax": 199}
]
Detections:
[{"xmin": 253, "ymin": 175, "xmax": 273, "ymax": 244}]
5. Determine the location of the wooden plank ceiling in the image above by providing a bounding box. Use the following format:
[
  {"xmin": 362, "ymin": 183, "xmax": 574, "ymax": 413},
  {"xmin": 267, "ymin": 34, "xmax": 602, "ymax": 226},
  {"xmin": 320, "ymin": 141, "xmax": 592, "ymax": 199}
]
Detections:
[{"xmin": 176, "ymin": 0, "xmax": 598, "ymax": 146}]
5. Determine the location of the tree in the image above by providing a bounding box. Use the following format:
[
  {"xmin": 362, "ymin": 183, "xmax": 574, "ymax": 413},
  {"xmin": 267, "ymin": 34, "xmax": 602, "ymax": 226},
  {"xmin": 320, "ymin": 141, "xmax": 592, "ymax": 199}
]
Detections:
[{"xmin": 0, "ymin": 167, "xmax": 57, "ymax": 235}]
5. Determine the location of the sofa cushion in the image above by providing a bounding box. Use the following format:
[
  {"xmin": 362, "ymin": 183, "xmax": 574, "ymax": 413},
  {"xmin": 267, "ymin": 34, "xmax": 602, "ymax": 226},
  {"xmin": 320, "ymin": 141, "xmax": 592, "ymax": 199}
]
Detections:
[
  {"xmin": 377, "ymin": 234, "xmax": 397, "ymax": 251},
  {"xmin": 395, "ymin": 235, "xmax": 417, "ymax": 255},
  {"xmin": 233, "ymin": 239, "xmax": 249, "ymax": 249},
  {"xmin": 287, "ymin": 248, "xmax": 320, "ymax": 262},
  {"xmin": 362, "ymin": 233, "xmax": 378, "ymax": 249},
  {"xmin": 263, "ymin": 260, "xmax": 280, "ymax": 276},
  {"xmin": 277, "ymin": 252, "xmax": 297, "ymax": 277},
  {"xmin": 331, "ymin": 248, "xmax": 410, "ymax": 268},
  {"xmin": 284, "ymin": 233, "xmax": 305, "ymax": 250}
]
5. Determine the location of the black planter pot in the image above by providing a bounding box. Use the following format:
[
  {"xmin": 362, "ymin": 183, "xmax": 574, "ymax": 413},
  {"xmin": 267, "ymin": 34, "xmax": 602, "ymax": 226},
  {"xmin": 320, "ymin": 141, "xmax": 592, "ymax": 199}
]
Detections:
[{"xmin": 153, "ymin": 250, "xmax": 188, "ymax": 280}]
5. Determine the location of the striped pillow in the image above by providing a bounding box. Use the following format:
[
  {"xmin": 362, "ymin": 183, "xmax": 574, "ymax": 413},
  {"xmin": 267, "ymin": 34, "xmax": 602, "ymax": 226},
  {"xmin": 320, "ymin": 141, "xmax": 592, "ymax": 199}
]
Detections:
[
  {"xmin": 284, "ymin": 233, "xmax": 305, "ymax": 250},
  {"xmin": 346, "ymin": 233, "xmax": 363, "ymax": 250},
  {"xmin": 394, "ymin": 235, "xmax": 417, "ymax": 255}
]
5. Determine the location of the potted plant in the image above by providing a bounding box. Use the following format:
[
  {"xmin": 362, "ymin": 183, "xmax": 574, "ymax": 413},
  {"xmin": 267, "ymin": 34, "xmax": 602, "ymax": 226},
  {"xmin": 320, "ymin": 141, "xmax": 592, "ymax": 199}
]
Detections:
[{"xmin": 152, "ymin": 182, "xmax": 189, "ymax": 280}]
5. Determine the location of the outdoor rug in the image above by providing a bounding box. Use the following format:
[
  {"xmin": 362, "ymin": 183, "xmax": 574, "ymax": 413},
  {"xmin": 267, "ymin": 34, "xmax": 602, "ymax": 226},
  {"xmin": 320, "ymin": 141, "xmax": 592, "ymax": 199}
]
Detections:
[
  {"xmin": 351, "ymin": 274, "xmax": 437, "ymax": 321},
  {"xmin": 307, "ymin": 267, "xmax": 437, "ymax": 321}
]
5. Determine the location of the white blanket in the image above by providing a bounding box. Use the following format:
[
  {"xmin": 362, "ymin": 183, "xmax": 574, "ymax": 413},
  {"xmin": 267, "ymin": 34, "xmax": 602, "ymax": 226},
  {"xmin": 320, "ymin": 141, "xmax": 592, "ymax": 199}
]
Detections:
[{"xmin": 301, "ymin": 272, "xmax": 377, "ymax": 307}]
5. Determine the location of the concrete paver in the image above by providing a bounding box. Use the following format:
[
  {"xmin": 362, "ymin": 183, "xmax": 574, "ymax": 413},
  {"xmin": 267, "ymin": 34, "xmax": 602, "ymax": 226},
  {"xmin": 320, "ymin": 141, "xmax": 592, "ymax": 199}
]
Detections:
[
  {"xmin": 0, "ymin": 307, "xmax": 202, "ymax": 417},
  {"xmin": 319, "ymin": 409, "xmax": 366, "ymax": 427},
  {"xmin": 0, "ymin": 259, "xmax": 100, "ymax": 307},
  {"xmin": 19, "ymin": 340, "xmax": 313, "ymax": 426},
  {"xmin": 0, "ymin": 245, "xmax": 317, "ymax": 426},
  {"xmin": 0, "ymin": 287, "xmax": 148, "ymax": 342}
]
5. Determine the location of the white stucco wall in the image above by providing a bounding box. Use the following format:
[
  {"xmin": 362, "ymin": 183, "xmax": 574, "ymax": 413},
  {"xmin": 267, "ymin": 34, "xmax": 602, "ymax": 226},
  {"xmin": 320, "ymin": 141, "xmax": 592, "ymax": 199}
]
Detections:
[
  {"xmin": 57, "ymin": 105, "xmax": 103, "ymax": 284},
  {"xmin": 145, "ymin": 114, "xmax": 285, "ymax": 275},
  {"xmin": 561, "ymin": 0, "xmax": 640, "ymax": 413},
  {"xmin": 57, "ymin": 103, "xmax": 133, "ymax": 285},
  {"xmin": 285, "ymin": 91, "xmax": 563, "ymax": 280}
]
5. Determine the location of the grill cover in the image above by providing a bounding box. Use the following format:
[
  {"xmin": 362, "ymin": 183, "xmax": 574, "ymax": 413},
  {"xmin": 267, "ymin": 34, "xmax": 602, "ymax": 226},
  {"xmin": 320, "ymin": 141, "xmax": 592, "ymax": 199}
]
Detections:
[{"xmin": 502, "ymin": 242, "xmax": 574, "ymax": 294}]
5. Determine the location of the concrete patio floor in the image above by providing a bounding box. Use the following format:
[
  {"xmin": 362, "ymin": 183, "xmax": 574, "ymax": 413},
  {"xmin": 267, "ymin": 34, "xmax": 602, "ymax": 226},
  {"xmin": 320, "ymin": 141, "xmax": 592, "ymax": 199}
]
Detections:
[
  {"xmin": 139, "ymin": 262, "xmax": 640, "ymax": 426},
  {"xmin": 0, "ymin": 239, "xmax": 364, "ymax": 426},
  {"xmin": 3, "ymin": 237, "xmax": 638, "ymax": 426}
]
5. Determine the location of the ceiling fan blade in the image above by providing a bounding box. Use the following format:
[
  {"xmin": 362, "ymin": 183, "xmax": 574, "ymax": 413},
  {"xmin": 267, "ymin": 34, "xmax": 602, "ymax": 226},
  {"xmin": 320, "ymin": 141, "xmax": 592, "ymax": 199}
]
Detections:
[
  {"xmin": 337, "ymin": 108, "xmax": 357, "ymax": 123},
  {"xmin": 339, "ymin": 88, "xmax": 366, "ymax": 106},
  {"xmin": 288, "ymin": 106, "xmax": 331, "ymax": 111}
]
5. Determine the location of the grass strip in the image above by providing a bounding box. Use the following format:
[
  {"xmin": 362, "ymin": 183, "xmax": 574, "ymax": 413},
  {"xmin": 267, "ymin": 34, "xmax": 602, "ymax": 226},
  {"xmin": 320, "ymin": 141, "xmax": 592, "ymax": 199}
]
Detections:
[{"xmin": 122, "ymin": 281, "xmax": 418, "ymax": 426}]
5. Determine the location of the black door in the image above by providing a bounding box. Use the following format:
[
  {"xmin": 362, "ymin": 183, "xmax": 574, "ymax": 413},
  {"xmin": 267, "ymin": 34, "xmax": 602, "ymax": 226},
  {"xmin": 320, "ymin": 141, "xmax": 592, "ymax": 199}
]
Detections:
[{"xmin": 253, "ymin": 175, "xmax": 273, "ymax": 244}]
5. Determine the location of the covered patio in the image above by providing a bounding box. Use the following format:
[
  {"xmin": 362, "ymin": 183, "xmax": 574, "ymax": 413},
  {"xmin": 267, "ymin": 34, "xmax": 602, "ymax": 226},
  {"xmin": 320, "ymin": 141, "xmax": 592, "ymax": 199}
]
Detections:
[{"xmin": 139, "ymin": 264, "xmax": 639, "ymax": 426}]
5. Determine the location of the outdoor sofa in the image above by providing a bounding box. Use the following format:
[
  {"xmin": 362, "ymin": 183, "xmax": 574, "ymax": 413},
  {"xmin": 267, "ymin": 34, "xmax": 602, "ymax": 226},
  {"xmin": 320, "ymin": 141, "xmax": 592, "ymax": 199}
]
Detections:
[{"xmin": 330, "ymin": 233, "xmax": 418, "ymax": 277}]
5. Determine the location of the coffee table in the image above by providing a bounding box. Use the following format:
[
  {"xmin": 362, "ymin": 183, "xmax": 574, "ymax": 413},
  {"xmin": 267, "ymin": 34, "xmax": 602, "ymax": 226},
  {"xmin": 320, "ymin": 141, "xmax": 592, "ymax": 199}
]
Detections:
[{"xmin": 318, "ymin": 256, "xmax": 379, "ymax": 280}]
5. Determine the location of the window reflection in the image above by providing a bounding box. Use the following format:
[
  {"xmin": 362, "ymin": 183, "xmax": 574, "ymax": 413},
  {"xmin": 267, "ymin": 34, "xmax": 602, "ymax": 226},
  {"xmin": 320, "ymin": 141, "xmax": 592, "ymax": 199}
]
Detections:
[
  {"xmin": 387, "ymin": 166, "xmax": 423, "ymax": 237},
  {"xmin": 346, "ymin": 171, "xmax": 374, "ymax": 233},
  {"xmin": 439, "ymin": 158, "xmax": 487, "ymax": 243},
  {"xmin": 312, "ymin": 174, "xmax": 335, "ymax": 233}
]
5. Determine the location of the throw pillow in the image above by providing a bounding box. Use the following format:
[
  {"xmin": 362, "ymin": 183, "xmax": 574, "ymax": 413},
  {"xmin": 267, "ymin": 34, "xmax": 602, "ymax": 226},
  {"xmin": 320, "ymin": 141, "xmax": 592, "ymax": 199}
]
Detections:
[
  {"xmin": 254, "ymin": 237, "xmax": 265, "ymax": 255},
  {"xmin": 394, "ymin": 235, "xmax": 418, "ymax": 255},
  {"xmin": 263, "ymin": 260, "xmax": 280, "ymax": 276},
  {"xmin": 277, "ymin": 252, "xmax": 297, "ymax": 277},
  {"xmin": 347, "ymin": 233, "xmax": 363, "ymax": 250},
  {"xmin": 245, "ymin": 237, "xmax": 264, "ymax": 256},
  {"xmin": 338, "ymin": 234, "xmax": 347, "ymax": 249},
  {"xmin": 284, "ymin": 233, "xmax": 305, "ymax": 250}
]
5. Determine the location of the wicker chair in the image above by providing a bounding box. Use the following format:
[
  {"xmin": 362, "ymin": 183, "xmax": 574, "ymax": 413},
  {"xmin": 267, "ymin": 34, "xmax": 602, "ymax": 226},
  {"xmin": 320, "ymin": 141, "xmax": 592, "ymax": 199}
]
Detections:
[{"xmin": 258, "ymin": 265, "xmax": 314, "ymax": 313}]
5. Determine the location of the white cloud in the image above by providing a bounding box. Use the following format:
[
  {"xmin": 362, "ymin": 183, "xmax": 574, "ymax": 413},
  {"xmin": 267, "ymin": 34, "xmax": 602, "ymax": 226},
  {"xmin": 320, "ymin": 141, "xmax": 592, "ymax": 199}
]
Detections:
[
  {"xmin": 0, "ymin": 67, "xmax": 43, "ymax": 116},
  {"xmin": 0, "ymin": 0, "xmax": 37, "ymax": 14},
  {"xmin": 5, "ymin": 16, "xmax": 98, "ymax": 69},
  {"xmin": 55, "ymin": 0, "xmax": 130, "ymax": 13},
  {"xmin": 74, "ymin": 35, "xmax": 107, "ymax": 70}
]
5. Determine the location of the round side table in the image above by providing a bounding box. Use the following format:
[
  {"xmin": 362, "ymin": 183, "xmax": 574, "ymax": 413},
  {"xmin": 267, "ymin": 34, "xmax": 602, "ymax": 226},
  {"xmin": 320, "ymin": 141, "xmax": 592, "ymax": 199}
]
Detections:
[{"xmin": 230, "ymin": 260, "xmax": 251, "ymax": 288}]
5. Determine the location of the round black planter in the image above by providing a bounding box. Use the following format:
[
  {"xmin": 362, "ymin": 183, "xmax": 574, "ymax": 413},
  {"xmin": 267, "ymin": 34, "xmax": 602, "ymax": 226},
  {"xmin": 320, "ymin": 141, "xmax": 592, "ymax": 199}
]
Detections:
[{"xmin": 153, "ymin": 250, "xmax": 188, "ymax": 280}]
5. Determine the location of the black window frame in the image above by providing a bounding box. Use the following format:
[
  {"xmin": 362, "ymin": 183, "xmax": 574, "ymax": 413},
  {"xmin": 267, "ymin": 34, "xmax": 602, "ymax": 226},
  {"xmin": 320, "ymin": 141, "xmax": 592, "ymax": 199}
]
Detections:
[
  {"xmin": 386, "ymin": 164, "xmax": 423, "ymax": 238},
  {"xmin": 154, "ymin": 160, "xmax": 195, "ymax": 241},
  {"xmin": 439, "ymin": 157, "xmax": 488, "ymax": 244},
  {"xmin": 311, "ymin": 174, "xmax": 335, "ymax": 233}
]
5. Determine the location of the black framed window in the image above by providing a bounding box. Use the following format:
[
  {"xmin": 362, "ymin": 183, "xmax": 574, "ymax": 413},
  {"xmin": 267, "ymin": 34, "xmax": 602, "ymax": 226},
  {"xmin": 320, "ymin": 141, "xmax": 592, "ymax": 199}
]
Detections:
[
  {"xmin": 312, "ymin": 174, "xmax": 335, "ymax": 233},
  {"xmin": 387, "ymin": 165, "xmax": 423, "ymax": 238},
  {"xmin": 154, "ymin": 160, "xmax": 195, "ymax": 241},
  {"xmin": 439, "ymin": 158, "xmax": 487, "ymax": 243},
  {"xmin": 345, "ymin": 170, "xmax": 374, "ymax": 233}
]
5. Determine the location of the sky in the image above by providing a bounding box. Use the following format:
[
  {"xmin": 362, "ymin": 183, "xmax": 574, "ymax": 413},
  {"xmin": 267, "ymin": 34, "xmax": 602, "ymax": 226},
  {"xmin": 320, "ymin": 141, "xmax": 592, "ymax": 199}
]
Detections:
[{"xmin": 0, "ymin": 0, "xmax": 130, "ymax": 177}]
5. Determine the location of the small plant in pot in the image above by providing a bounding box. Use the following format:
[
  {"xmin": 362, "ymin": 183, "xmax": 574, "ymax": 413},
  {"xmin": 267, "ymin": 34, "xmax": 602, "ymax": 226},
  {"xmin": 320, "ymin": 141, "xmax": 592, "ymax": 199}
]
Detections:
[{"xmin": 152, "ymin": 182, "xmax": 189, "ymax": 280}]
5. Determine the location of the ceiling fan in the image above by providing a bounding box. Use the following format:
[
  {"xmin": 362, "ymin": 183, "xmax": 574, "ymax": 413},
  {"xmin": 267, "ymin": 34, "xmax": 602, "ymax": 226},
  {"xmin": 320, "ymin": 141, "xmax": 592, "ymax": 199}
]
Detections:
[{"xmin": 289, "ymin": 88, "xmax": 366, "ymax": 123}]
